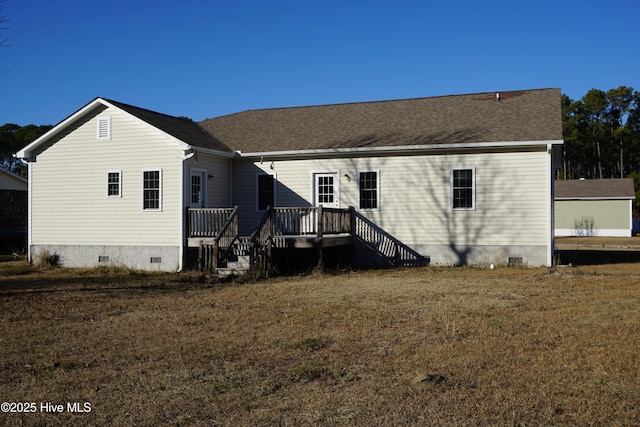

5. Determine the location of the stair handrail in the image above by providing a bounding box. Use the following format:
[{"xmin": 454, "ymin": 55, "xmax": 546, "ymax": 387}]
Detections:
[
  {"xmin": 210, "ymin": 206, "xmax": 239, "ymax": 270},
  {"xmin": 351, "ymin": 208, "xmax": 428, "ymax": 267},
  {"xmin": 247, "ymin": 207, "xmax": 274, "ymax": 276}
]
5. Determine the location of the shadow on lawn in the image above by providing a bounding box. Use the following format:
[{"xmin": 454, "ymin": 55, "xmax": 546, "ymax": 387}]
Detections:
[
  {"xmin": 556, "ymin": 249, "xmax": 640, "ymax": 266},
  {"xmin": 0, "ymin": 264, "xmax": 230, "ymax": 296}
]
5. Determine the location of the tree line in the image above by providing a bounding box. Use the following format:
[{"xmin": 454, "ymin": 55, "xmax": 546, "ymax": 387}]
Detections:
[
  {"xmin": 2, "ymin": 86, "xmax": 640, "ymax": 182},
  {"xmin": 561, "ymin": 85, "xmax": 640, "ymax": 181},
  {"xmin": 0, "ymin": 123, "xmax": 52, "ymax": 176}
]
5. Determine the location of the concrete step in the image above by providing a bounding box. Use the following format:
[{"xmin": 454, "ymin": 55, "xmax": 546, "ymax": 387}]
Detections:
[
  {"xmin": 226, "ymin": 255, "xmax": 250, "ymax": 270},
  {"xmin": 216, "ymin": 267, "xmax": 249, "ymax": 277}
]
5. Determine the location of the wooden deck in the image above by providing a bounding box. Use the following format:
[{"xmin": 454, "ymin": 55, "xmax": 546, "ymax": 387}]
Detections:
[
  {"xmin": 187, "ymin": 206, "xmax": 352, "ymax": 248},
  {"xmin": 187, "ymin": 206, "xmax": 428, "ymax": 274}
]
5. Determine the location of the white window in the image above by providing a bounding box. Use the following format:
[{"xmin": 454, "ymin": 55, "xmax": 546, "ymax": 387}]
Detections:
[
  {"xmin": 97, "ymin": 116, "xmax": 111, "ymax": 140},
  {"xmin": 143, "ymin": 169, "xmax": 162, "ymax": 211},
  {"xmin": 358, "ymin": 170, "xmax": 379, "ymax": 210},
  {"xmin": 107, "ymin": 170, "xmax": 122, "ymax": 197},
  {"xmin": 451, "ymin": 167, "xmax": 475, "ymax": 210}
]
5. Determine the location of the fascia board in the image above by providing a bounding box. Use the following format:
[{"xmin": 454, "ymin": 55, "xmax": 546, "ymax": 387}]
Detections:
[
  {"xmin": 237, "ymin": 139, "xmax": 564, "ymax": 160},
  {"xmin": 16, "ymin": 98, "xmax": 108, "ymax": 160},
  {"xmin": 97, "ymin": 99, "xmax": 236, "ymax": 157},
  {"xmin": 98, "ymin": 99, "xmax": 193, "ymax": 152},
  {"xmin": 190, "ymin": 146, "xmax": 238, "ymax": 158}
]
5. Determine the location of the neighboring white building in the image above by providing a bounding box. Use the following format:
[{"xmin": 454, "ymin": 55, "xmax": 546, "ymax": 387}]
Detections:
[
  {"xmin": 0, "ymin": 166, "xmax": 27, "ymax": 192},
  {"xmin": 555, "ymin": 178, "xmax": 636, "ymax": 237},
  {"xmin": 16, "ymin": 89, "xmax": 563, "ymax": 270}
]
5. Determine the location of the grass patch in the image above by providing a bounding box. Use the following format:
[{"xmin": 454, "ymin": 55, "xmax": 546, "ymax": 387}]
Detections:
[{"xmin": 1, "ymin": 264, "xmax": 640, "ymax": 425}]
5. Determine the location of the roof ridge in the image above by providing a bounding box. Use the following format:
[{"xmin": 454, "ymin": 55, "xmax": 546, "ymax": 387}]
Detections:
[{"xmin": 203, "ymin": 87, "xmax": 560, "ymax": 118}]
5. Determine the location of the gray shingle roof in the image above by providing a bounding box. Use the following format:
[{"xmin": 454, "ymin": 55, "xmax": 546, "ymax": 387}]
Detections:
[
  {"xmin": 105, "ymin": 99, "xmax": 232, "ymax": 153},
  {"xmin": 555, "ymin": 179, "xmax": 636, "ymax": 199},
  {"xmin": 198, "ymin": 88, "xmax": 562, "ymax": 153}
]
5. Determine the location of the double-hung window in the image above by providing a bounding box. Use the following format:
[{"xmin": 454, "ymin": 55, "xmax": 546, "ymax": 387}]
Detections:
[
  {"xmin": 143, "ymin": 169, "xmax": 162, "ymax": 211},
  {"xmin": 451, "ymin": 167, "xmax": 475, "ymax": 210},
  {"xmin": 359, "ymin": 170, "xmax": 379, "ymax": 210},
  {"xmin": 107, "ymin": 170, "xmax": 122, "ymax": 197}
]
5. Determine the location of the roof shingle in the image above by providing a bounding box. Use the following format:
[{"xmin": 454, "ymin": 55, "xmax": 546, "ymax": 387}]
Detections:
[
  {"xmin": 105, "ymin": 99, "xmax": 232, "ymax": 152},
  {"xmin": 555, "ymin": 179, "xmax": 636, "ymax": 199},
  {"xmin": 198, "ymin": 88, "xmax": 562, "ymax": 153}
]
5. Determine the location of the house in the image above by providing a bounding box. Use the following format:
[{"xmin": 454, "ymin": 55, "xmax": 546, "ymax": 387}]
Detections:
[
  {"xmin": 0, "ymin": 166, "xmax": 28, "ymax": 251},
  {"xmin": 16, "ymin": 88, "xmax": 563, "ymax": 271},
  {"xmin": 554, "ymin": 178, "xmax": 636, "ymax": 237}
]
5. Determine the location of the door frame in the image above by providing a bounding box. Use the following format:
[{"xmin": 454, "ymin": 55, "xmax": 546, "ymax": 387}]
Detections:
[{"xmin": 189, "ymin": 168, "xmax": 208, "ymax": 208}]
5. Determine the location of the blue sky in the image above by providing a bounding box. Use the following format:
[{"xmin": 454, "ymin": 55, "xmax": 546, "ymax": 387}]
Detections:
[{"xmin": 1, "ymin": 0, "xmax": 639, "ymax": 126}]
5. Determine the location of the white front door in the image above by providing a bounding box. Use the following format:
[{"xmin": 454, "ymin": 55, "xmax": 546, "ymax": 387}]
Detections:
[
  {"xmin": 190, "ymin": 170, "xmax": 207, "ymax": 208},
  {"xmin": 314, "ymin": 173, "xmax": 339, "ymax": 208}
]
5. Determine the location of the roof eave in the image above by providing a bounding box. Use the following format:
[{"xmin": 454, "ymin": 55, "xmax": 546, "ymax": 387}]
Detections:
[
  {"xmin": 237, "ymin": 139, "xmax": 564, "ymax": 159},
  {"xmin": 16, "ymin": 98, "xmax": 108, "ymax": 161}
]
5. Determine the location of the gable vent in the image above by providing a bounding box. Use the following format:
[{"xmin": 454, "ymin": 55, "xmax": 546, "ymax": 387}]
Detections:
[{"xmin": 97, "ymin": 116, "xmax": 111, "ymax": 140}]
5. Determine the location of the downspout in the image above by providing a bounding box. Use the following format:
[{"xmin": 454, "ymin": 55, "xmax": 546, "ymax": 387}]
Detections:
[
  {"xmin": 26, "ymin": 159, "xmax": 33, "ymax": 263},
  {"xmin": 179, "ymin": 149, "xmax": 196, "ymax": 272},
  {"xmin": 547, "ymin": 143, "xmax": 554, "ymax": 267}
]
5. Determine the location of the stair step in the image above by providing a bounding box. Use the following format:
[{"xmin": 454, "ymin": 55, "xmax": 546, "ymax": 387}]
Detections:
[{"xmin": 216, "ymin": 267, "xmax": 249, "ymax": 277}]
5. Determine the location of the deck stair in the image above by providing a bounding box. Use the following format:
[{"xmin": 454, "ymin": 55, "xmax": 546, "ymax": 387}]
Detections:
[{"xmin": 189, "ymin": 206, "xmax": 429, "ymax": 277}]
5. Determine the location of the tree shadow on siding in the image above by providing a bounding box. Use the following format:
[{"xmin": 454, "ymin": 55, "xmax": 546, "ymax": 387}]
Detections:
[{"xmin": 421, "ymin": 153, "xmax": 522, "ymax": 266}]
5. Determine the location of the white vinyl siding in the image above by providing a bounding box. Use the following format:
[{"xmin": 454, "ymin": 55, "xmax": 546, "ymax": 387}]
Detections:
[
  {"xmin": 232, "ymin": 148, "xmax": 550, "ymax": 249},
  {"xmin": 555, "ymin": 199, "xmax": 633, "ymax": 236},
  {"xmin": 29, "ymin": 106, "xmax": 184, "ymax": 247},
  {"xmin": 184, "ymin": 154, "xmax": 232, "ymax": 208}
]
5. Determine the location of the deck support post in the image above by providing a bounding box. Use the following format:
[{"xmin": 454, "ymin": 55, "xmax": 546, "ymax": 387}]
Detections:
[{"xmin": 317, "ymin": 205, "xmax": 324, "ymax": 270}]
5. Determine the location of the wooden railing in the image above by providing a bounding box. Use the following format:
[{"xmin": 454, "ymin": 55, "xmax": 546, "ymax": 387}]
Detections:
[
  {"xmin": 271, "ymin": 207, "xmax": 351, "ymax": 236},
  {"xmin": 189, "ymin": 207, "xmax": 236, "ymax": 238},
  {"xmin": 351, "ymin": 209, "xmax": 429, "ymax": 267},
  {"xmin": 195, "ymin": 207, "xmax": 238, "ymax": 271},
  {"xmin": 246, "ymin": 207, "xmax": 352, "ymax": 276},
  {"xmin": 192, "ymin": 205, "xmax": 427, "ymax": 273}
]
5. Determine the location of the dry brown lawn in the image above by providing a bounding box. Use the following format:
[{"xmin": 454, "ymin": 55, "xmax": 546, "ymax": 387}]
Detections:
[{"xmin": 1, "ymin": 262, "xmax": 639, "ymax": 426}]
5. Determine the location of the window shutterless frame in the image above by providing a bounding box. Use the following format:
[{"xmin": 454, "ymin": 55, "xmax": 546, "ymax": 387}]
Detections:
[
  {"xmin": 142, "ymin": 169, "xmax": 162, "ymax": 211},
  {"xmin": 106, "ymin": 170, "xmax": 122, "ymax": 198},
  {"xmin": 451, "ymin": 167, "xmax": 475, "ymax": 210},
  {"xmin": 358, "ymin": 169, "xmax": 380, "ymax": 210}
]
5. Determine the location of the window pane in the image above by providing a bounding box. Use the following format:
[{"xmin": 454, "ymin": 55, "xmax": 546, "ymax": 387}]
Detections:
[
  {"xmin": 359, "ymin": 171, "xmax": 378, "ymax": 209},
  {"xmin": 107, "ymin": 172, "xmax": 120, "ymax": 197},
  {"xmin": 452, "ymin": 169, "xmax": 474, "ymax": 209},
  {"xmin": 317, "ymin": 176, "xmax": 334, "ymax": 204},
  {"xmin": 191, "ymin": 174, "xmax": 201, "ymax": 205},
  {"xmin": 143, "ymin": 170, "xmax": 160, "ymax": 210}
]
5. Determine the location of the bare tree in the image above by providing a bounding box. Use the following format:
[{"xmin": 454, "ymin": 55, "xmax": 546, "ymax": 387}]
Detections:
[{"xmin": 0, "ymin": 0, "xmax": 9, "ymax": 47}]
